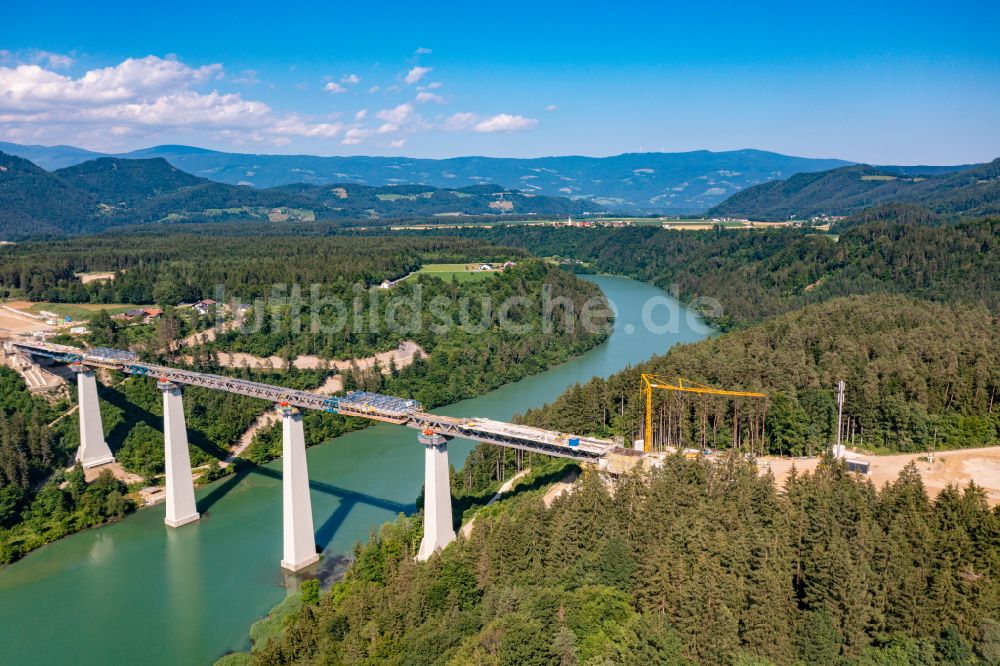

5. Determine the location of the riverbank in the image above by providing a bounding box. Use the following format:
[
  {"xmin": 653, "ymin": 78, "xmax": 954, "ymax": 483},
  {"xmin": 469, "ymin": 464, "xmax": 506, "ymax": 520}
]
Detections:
[{"xmin": 0, "ymin": 275, "xmax": 706, "ymax": 665}]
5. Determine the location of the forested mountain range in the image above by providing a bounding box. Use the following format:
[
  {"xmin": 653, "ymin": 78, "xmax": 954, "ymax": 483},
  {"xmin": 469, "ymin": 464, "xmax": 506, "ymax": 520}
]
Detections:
[
  {"xmin": 520, "ymin": 294, "xmax": 999, "ymax": 453},
  {"xmin": 0, "ymin": 152, "xmax": 591, "ymax": 239},
  {"xmin": 0, "ymin": 141, "xmax": 860, "ymax": 213},
  {"xmin": 428, "ymin": 217, "xmax": 1000, "ymax": 329},
  {"xmin": 708, "ymin": 159, "xmax": 1000, "ymax": 220}
]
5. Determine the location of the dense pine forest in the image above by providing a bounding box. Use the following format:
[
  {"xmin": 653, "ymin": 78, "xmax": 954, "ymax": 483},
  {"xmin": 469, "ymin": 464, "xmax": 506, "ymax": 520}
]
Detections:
[
  {"xmin": 0, "ymin": 232, "xmax": 611, "ymax": 564},
  {"xmin": 0, "ymin": 367, "xmax": 133, "ymax": 562},
  {"xmin": 3, "ymin": 207, "xmax": 1000, "ymax": 663},
  {"xmin": 251, "ymin": 455, "xmax": 1000, "ymax": 665},
  {"xmin": 518, "ymin": 295, "xmax": 999, "ymax": 454},
  {"xmin": 217, "ymin": 210, "xmax": 1000, "ymax": 665},
  {"xmin": 435, "ymin": 217, "xmax": 1000, "ymax": 329},
  {"xmin": 705, "ymin": 159, "xmax": 1000, "ymax": 220},
  {"xmin": 0, "ymin": 232, "xmax": 525, "ymax": 303}
]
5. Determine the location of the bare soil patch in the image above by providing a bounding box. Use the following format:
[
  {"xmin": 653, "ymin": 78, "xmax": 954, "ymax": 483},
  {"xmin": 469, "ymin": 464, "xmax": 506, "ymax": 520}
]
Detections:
[{"xmin": 760, "ymin": 445, "xmax": 1000, "ymax": 506}]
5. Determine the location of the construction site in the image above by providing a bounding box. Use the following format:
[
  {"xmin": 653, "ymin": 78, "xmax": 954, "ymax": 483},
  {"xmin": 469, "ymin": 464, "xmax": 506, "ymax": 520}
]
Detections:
[{"xmin": 5, "ymin": 332, "xmax": 1000, "ymax": 509}]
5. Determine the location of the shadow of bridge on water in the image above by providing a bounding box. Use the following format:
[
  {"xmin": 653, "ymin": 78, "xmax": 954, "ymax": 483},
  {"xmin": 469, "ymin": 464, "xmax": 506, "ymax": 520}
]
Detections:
[{"xmin": 197, "ymin": 463, "xmax": 416, "ymax": 551}]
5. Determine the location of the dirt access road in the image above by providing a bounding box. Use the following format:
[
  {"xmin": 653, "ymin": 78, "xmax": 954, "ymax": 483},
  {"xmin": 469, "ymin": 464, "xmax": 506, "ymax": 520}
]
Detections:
[{"xmin": 761, "ymin": 446, "xmax": 1000, "ymax": 506}]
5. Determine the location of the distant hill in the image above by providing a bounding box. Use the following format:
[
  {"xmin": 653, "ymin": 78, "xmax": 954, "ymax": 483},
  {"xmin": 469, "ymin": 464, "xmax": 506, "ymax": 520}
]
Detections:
[
  {"xmin": 0, "ymin": 142, "xmax": 861, "ymax": 213},
  {"xmin": 831, "ymin": 202, "xmax": 942, "ymax": 232},
  {"xmin": 0, "ymin": 142, "xmax": 105, "ymax": 170},
  {"xmin": 55, "ymin": 157, "xmax": 208, "ymax": 204},
  {"xmin": 0, "ymin": 152, "xmax": 594, "ymax": 240},
  {"xmin": 0, "ymin": 152, "xmax": 97, "ymax": 238},
  {"xmin": 708, "ymin": 160, "xmax": 1000, "ymax": 220}
]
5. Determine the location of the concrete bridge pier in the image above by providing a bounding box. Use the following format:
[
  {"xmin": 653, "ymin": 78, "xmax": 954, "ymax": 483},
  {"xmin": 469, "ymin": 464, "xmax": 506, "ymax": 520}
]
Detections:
[
  {"xmin": 73, "ymin": 366, "xmax": 115, "ymax": 469},
  {"xmin": 159, "ymin": 382, "xmax": 200, "ymax": 528},
  {"xmin": 279, "ymin": 405, "xmax": 319, "ymax": 572},
  {"xmin": 416, "ymin": 432, "xmax": 456, "ymax": 561}
]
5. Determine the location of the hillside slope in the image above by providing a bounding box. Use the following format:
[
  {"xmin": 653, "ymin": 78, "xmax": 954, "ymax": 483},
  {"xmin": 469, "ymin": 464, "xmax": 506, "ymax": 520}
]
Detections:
[
  {"xmin": 520, "ymin": 294, "xmax": 1000, "ymax": 453},
  {"xmin": 0, "ymin": 142, "xmax": 859, "ymax": 213},
  {"xmin": 708, "ymin": 159, "xmax": 1000, "ymax": 219},
  {"xmin": 54, "ymin": 157, "xmax": 209, "ymax": 204},
  {"xmin": 0, "ymin": 153, "xmax": 594, "ymax": 239},
  {"xmin": 0, "ymin": 152, "xmax": 96, "ymax": 238},
  {"xmin": 433, "ymin": 216, "xmax": 1000, "ymax": 329}
]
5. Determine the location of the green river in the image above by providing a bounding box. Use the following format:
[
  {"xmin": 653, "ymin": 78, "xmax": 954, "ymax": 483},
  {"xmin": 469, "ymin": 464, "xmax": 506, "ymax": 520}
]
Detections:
[{"xmin": 0, "ymin": 275, "xmax": 711, "ymax": 665}]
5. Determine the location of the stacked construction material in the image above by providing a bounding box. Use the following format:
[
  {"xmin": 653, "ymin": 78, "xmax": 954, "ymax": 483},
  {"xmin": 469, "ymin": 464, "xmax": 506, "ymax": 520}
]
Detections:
[{"xmin": 338, "ymin": 391, "xmax": 422, "ymax": 420}]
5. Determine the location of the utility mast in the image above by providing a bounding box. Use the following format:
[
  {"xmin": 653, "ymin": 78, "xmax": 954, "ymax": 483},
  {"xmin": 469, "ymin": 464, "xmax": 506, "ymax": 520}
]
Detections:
[{"xmin": 834, "ymin": 380, "xmax": 845, "ymax": 458}]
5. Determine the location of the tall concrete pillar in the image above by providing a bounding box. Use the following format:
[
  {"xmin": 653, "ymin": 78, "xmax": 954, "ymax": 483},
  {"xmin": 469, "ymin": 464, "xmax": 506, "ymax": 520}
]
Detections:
[
  {"xmin": 74, "ymin": 366, "xmax": 115, "ymax": 469},
  {"xmin": 416, "ymin": 432, "xmax": 455, "ymax": 561},
  {"xmin": 280, "ymin": 406, "xmax": 319, "ymax": 572},
  {"xmin": 159, "ymin": 382, "xmax": 200, "ymax": 528}
]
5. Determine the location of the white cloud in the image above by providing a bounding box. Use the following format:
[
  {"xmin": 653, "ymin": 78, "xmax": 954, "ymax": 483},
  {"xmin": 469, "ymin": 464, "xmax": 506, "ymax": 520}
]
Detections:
[
  {"xmin": 27, "ymin": 50, "xmax": 74, "ymax": 69},
  {"xmin": 0, "ymin": 53, "xmax": 546, "ymax": 150},
  {"xmin": 442, "ymin": 112, "xmax": 479, "ymax": 131},
  {"xmin": 404, "ymin": 66, "xmax": 432, "ymax": 84},
  {"xmin": 388, "ymin": 138, "xmax": 407, "ymax": 148},
  {"xmin": 376, "ymin": 102, "xmax": 414, "ymax": 125},
  {"xmin": 474, "ymin": 114, "xmax": 538, "ymax": 133},
  {"xmin": 414, "ymin": 47, "xmax": 432, "ymax": 55},
  {"xmin": 341, "ymin": 127, "xmax": 372, "ymax": 145},
  {"xmin": 0, "ymin": 55, "xmax": 348, "ymax": 148},
  {"xmin": 1, "ymin": 49, "xmax": 74, "ymax": 69},
  {"xmin": 368, "ymin": 85, "xmax": 380, "ymax": 94},
  {"xmin": 0, "ymin": 56, "xmax": 222, "ymax": 111},
  {"xmin": 415, "ymin": 91, "xmax": 445, "ymax": 104},
  {"xmin": 260, "ymin": 114, "xmax": 344, "ymax": 138},
  {"xmin": 427, "ymin": 81, "xmax": 442, "ymax": 89},
  {"xmin": 545, "ymin": 104, "xmax": 558, "ymax": 112}
]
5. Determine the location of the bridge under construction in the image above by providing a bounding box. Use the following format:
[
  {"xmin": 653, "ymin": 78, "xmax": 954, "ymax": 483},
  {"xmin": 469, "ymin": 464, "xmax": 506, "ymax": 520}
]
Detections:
[{"xmin": 8, "ymin": 340, "xmax": 620, "ymax": 570}]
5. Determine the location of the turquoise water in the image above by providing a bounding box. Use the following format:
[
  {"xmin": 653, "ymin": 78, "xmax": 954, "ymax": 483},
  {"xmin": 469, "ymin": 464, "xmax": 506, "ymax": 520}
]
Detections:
[{"xmin": 0, "ymin": 275, "xmax": 711, "ymax": 665}]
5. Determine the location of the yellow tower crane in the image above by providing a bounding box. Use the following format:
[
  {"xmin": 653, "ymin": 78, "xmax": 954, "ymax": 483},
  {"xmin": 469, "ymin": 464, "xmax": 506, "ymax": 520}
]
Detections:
[{"xmin": 640, "ymin": 374, "xmax": 766, "ymax": 452}]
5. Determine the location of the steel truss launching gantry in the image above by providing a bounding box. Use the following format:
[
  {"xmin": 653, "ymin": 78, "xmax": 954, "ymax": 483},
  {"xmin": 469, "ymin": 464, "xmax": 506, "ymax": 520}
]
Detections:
[
  {"xmin": 10, "ymin": 340, "xmax": 617, "ymax": 462},
  {"xmin": 7, "ymin": 339, "xmax": 623, "ymax": 569},
  {"xmin": 640, "ymin": 374, "xmax": 767, "ymax": 453}
]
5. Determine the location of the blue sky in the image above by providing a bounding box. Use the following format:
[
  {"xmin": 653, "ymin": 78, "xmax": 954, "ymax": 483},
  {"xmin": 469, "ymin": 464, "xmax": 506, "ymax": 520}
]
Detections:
[{"xmin": 2, "ymin": 1, "xmax": 999, "ymax": 163}]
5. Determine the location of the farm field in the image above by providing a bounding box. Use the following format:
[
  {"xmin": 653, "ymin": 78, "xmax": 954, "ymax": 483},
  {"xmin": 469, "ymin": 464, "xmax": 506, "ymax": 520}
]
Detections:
[
  {"xmin": 23, "ymin": 302, "xmax": 151, "ymax": 322},
  {"xmin": 408, "ymin": 263, "xmax": 499, "ymax": 282}
]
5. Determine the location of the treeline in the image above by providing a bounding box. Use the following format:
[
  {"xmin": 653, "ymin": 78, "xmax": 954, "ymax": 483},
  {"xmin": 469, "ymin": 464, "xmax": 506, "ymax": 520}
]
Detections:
[
  {"xmin": 195, "ymin": 257, "xmax": 602, "ymax": 362},
  {"xmin": 0, "ymin": 368, "xmax": 65, "ymax": 520},
  {"xmin": 226, "ymin": 263, "xmax": 611, "ymax": 462},
  {"xmin": 252, "ymin": 456, "xmax": 1000, "ymax": 665},
  {"xmin": 0, "ymin": 152, "xmax": 594, "ymax": 239},
  {"xmin": 68, "ymin": 260, "xmax": 609, "ymax": 476},
  {"xmin": 99, "ymin": 366, "xmax": 321, "ymax": 478},
  {"xmin": 518, "ymin": 295, "xmax": 1000, "ymax": 454},
  {"xmin": 0, "ymin": 232, "xmax": 526, "ymax": 303},
  {"xmin": 705, "ymin": 159, "xmax": 1000, "ymax": 220},
  {"xmin": 831, "ymin": 202, "xmax": 942, "ymax": 232},
  {"xmin": 0, "ymin": 367, "xmax": 134, "ymax": 564},
  {"xmin": 428, "ymin": 217, "xmax": 1000, "ymax": 329}
]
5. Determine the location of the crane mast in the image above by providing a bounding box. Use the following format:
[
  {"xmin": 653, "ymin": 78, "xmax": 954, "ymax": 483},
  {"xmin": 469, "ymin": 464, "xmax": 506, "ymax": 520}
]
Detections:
[{"xmin": 640, "ymin": 373, "xmax": 766, "ymax": 452}]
